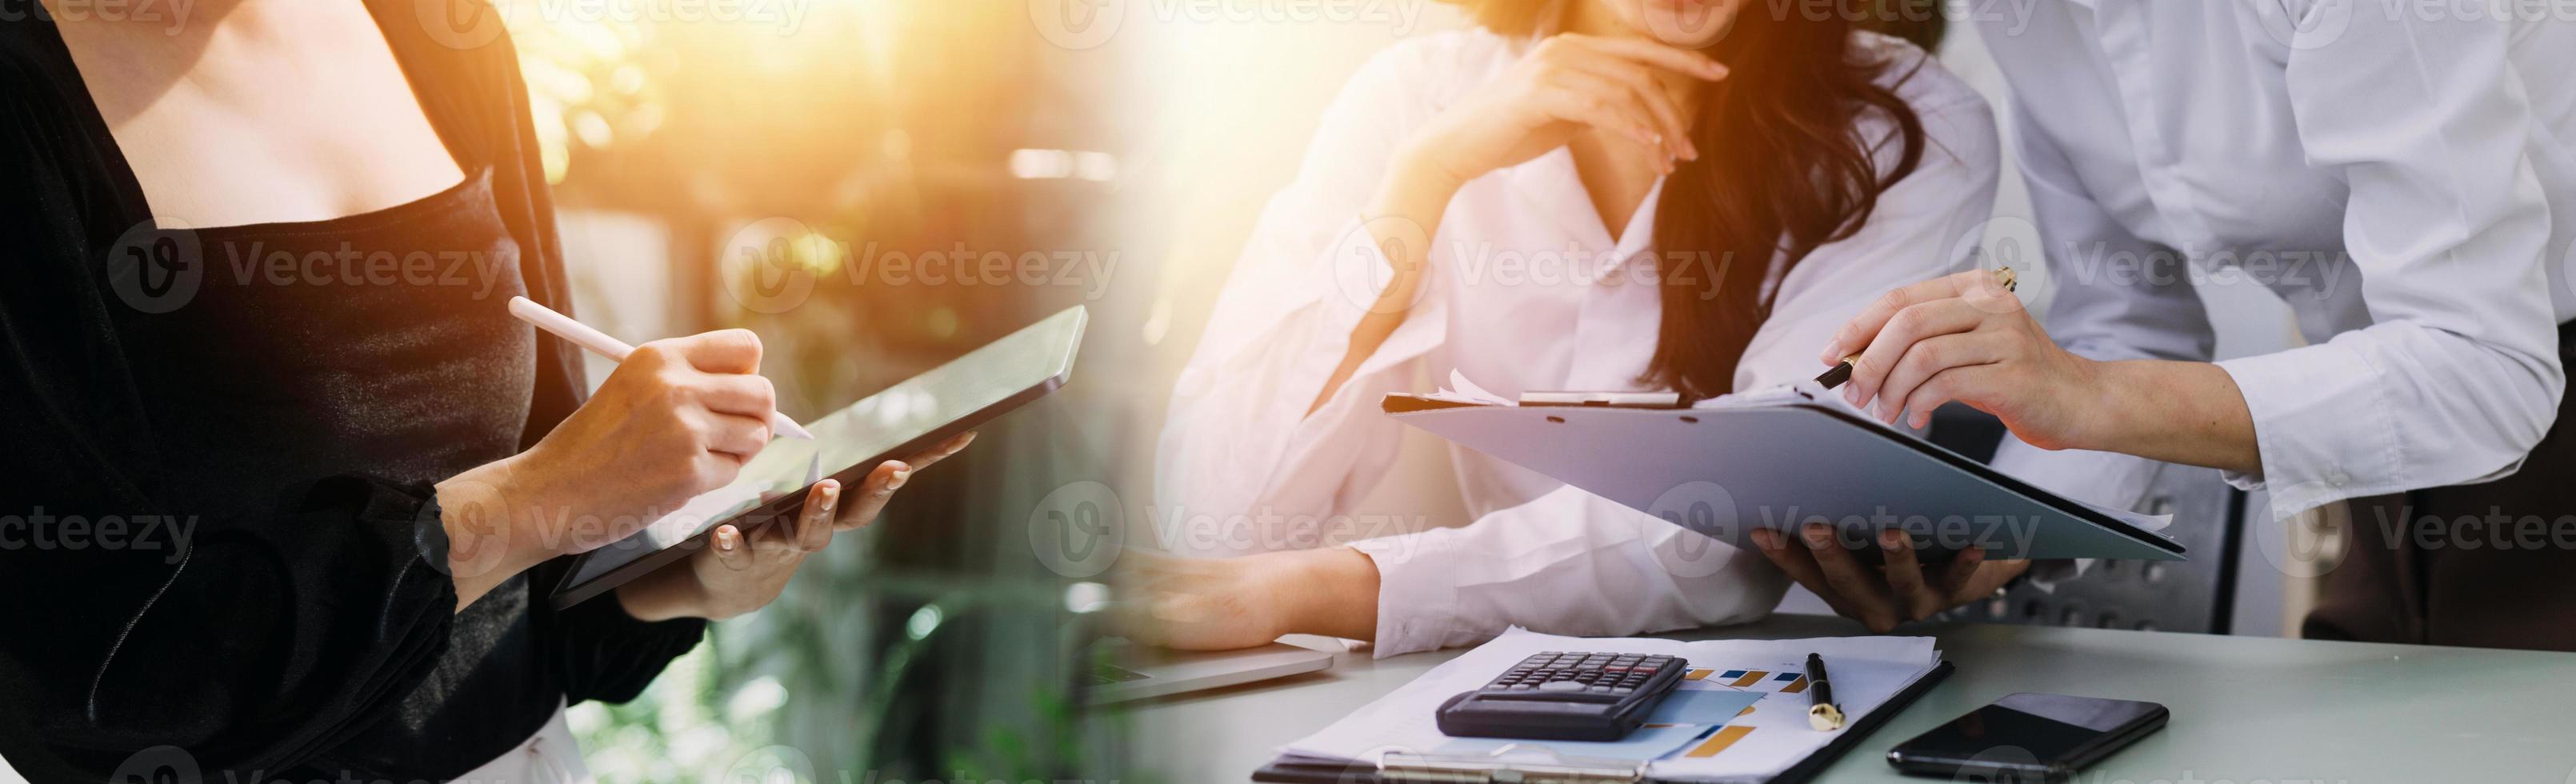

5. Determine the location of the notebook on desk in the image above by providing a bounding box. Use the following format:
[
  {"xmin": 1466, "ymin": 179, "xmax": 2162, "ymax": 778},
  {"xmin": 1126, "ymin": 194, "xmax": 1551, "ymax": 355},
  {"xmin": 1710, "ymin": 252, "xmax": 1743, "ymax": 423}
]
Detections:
[
  {"xmin": 1253, "ymin": 630, "xmax": 1953, "ymax": 784},
  {"xmin": 1379, "ymin": 378, "xmax": 2182, "ymax": 562}
]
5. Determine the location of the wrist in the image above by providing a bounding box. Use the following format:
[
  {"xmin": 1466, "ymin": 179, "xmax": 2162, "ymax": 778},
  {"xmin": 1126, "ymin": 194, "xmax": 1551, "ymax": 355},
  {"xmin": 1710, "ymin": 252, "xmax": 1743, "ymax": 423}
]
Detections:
[
  {"xmin": 1385, "ymin": 139, "xmax": 1468, "ymax": 208},
  {"xmin": 436, "ymin": 454, "xmax": 561, "ymax": 578},
  {"xmin": 617, "ymin": 563, "xmax": 711, "ymax": 622},
  {"xmin": 1271, "ymin": 546, "xmax": 1381, "ymax": 642},
  {"xmin": 2064, "ymin": 357, "xmax": 2134, "ymax": 453}
]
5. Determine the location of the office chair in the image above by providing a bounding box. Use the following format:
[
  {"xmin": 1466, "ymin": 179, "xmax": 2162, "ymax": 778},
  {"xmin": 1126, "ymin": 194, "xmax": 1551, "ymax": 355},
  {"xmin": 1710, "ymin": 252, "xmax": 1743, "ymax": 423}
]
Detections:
[{"xmin": 1924, "ymin": 404, "xmax": 2250, "ymax": 634}]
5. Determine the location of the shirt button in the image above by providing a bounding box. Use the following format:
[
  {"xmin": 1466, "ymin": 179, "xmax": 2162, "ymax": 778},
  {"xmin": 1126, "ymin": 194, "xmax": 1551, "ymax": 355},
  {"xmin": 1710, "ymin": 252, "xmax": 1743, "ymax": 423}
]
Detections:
[{"xmin": 2327, "ymin": 470, "xmax": 2352, "ymax": 486}]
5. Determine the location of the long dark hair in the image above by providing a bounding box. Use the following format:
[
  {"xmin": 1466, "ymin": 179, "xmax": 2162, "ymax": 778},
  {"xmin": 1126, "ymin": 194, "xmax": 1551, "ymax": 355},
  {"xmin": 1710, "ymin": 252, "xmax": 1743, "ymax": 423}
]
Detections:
[{"xmin": 1448, "ymin": 0, "xmax": 1930, "ymax": 399}]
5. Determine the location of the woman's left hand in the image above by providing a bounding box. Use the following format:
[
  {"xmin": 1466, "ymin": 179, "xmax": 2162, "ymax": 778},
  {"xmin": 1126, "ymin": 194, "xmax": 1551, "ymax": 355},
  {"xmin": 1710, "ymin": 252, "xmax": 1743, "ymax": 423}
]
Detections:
[
  {"xmin": 619, "ymin": 433, "xmax": 974, "ymax": 621},
  {"xmin": 1750, "ymin": 524, "xmax": 2028, "ymax": 633},
  {"xmin": 1820, "ymin": 270, "xmax": 2102, "ymax": 450}
]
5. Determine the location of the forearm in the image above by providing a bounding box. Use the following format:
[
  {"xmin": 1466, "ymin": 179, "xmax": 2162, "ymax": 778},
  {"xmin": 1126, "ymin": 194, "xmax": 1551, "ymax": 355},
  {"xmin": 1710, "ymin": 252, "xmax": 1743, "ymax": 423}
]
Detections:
[
  {"xmin": 434, "ymin": 455, "xmax": 559, "ymax": 612},
  {"xmin": 1307, "ymin": 150, "xmax": 1462, "ymax": 414},
  {"xmin": 1274, "ymin": 546, "xmax": 1382, "ymax": 642},
  {"xmin": 2084, "ymin": 359, "xmax": 2261, "ymax": 476}
]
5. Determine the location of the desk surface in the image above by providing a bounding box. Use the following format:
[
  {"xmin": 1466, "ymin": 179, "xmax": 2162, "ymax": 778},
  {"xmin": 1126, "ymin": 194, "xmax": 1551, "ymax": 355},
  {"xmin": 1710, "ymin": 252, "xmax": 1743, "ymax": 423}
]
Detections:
[{"xmin": 1122, "ymin": 615, "xmax": 2576, "ymax": 782}]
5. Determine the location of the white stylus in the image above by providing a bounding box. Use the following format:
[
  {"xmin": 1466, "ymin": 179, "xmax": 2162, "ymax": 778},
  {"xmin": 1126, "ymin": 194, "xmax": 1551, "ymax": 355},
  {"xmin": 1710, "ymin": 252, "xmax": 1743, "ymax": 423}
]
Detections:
[{"xmin": 508, "ymin": 296, "xmax": 814, "ymax": 440}]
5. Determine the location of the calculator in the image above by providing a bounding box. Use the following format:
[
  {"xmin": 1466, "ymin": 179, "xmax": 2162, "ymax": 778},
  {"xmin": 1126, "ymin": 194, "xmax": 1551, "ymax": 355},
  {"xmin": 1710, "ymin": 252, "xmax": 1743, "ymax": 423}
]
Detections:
[{"xmin": 1435, "ymin": 651, "xmax": 1689, "ymax": 742}]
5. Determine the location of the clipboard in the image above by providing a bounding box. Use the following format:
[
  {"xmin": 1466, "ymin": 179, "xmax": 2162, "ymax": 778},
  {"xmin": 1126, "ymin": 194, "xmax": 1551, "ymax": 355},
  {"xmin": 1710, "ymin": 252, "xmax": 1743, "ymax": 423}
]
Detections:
[
  {"xmin": 1251, "ymin": 660, "xmax": 1956, "ymax": 783},
  {"xmin": 1379, "ymin": 386, "xmax": 2182, "ymax": 562}
]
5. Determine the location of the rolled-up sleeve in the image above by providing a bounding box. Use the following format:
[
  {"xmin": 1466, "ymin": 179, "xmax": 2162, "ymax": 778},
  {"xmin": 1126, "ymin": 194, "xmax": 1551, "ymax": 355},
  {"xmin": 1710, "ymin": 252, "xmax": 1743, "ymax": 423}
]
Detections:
[
  {"xmin": 1350, "ymin": 486, "xmax": 1786, "ymax": 656},
  {"xmin": 1988, "ymin": 96, "xmax": 2208, "ymax": 513},
  {"xmin": 2222, "ymin": 5, "xmax": 2564, "ymax": 519}
]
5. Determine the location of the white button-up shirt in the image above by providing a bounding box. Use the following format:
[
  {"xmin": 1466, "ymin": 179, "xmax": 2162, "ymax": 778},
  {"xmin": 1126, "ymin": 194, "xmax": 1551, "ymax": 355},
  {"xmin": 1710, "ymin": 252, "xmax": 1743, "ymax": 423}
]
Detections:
[
  {"xmin": 1154, "ymin": 30, "xmax": 1999, "ymax": 655},
  {"xmin": 1977, "ymin": 0, "xmax": 2576, "ymax": 521}
]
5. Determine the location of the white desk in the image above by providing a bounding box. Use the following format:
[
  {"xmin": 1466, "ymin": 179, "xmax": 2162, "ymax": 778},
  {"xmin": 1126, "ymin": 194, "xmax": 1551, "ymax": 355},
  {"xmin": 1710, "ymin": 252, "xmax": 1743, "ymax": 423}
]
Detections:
[{"xmin": 1122, "ymin": 614, "xmax": 2576, "ymax": 782}]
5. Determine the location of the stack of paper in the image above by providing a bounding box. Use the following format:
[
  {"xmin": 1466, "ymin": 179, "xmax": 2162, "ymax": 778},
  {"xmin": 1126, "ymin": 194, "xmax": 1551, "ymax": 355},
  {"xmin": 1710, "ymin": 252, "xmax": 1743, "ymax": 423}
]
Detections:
[{"xmin": 1276, "ymin": 629, "xmax": 1945, "ymax": 782}]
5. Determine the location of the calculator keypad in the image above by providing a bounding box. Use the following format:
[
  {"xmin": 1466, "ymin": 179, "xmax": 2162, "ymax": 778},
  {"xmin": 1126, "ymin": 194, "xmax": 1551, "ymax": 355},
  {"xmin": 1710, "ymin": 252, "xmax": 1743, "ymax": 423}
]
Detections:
[{"xmin": 1486, "ymin": 651, "xmax": 1680, "ymax": 696}]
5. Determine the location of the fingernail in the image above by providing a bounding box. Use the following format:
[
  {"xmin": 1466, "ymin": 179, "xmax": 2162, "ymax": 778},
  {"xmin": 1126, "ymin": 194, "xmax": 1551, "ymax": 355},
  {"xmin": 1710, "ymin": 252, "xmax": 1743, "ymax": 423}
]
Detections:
[
  {"xmin": 1803, "ymin": 523, "xmax": 1833, "ymax": 546},
  {"xmin": 1750, "ymin": 530, "xmax": 1776, "ymax": 551},
  {"xmin": 1879, "ymin": 530, "xmax": 1904, "ymax": 550},
  {"xmin": 1843, "ymin": 387, "xmax": 1862, "ymax": 406},
  {"xmin": 889, "ymin": 469, "xmax": 910, "ymax": 490}
]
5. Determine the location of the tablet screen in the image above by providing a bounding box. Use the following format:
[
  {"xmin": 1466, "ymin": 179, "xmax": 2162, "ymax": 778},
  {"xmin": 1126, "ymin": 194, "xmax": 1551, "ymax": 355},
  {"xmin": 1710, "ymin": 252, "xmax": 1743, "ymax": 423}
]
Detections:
[{"xmin": 557, "ymin": 306, "xmax": 1086, "ymax": 595}]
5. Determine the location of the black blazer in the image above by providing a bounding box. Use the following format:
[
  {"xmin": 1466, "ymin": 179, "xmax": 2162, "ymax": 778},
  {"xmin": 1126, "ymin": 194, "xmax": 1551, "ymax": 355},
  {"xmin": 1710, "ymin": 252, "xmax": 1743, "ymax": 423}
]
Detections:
[{"xmin": 0, "ymin": 1, "xmax": 703, "ymax": 779}]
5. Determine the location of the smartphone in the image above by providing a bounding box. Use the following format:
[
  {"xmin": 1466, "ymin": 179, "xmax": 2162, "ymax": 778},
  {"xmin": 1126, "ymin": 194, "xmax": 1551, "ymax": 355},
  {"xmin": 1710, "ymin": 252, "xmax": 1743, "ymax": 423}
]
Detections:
[{"xmin": 1886, "ymin": 693, "xmax": 2167, "ymax": 783}]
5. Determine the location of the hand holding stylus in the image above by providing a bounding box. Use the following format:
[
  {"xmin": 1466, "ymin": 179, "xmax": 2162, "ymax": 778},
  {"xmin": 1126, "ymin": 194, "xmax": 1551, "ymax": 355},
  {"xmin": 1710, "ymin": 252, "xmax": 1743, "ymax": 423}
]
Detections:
[{"xmin": 509, "ymin": 297, "xmax": 812, "ymax": 439}]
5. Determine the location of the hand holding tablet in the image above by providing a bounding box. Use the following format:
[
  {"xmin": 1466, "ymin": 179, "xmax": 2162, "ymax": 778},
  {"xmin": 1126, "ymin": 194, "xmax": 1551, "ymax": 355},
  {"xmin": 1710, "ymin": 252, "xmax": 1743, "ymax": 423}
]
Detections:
[{"xmin": 549, "ymin": 305, "xmax": 1088, "ymax": 609}]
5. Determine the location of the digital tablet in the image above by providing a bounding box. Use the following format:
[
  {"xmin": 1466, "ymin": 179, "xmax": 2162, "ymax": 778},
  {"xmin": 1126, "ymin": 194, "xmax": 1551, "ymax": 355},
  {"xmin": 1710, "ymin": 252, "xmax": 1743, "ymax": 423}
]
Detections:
[{"xmin": 549, "ymin": 304, "xmax": 1086, "ymax": 608}]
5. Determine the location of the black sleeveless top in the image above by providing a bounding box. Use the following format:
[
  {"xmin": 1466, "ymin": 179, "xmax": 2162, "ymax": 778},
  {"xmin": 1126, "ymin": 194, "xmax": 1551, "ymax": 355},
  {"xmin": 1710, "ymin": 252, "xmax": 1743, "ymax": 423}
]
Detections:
[{"xmin": 0, "ymin": 2, "xmax": 705, "ymax": 780}]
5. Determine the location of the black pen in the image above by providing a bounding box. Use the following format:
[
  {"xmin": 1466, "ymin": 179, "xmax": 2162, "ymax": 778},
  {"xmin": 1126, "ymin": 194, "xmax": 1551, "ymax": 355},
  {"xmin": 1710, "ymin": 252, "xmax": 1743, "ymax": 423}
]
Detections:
[
  {"xmin": 1814, "ymin": 266, "xmax": 2017, "ymax": 390},
  {"xmin": 1805, "ymin": 652, "xmax": 1843, "ymax": 731}
]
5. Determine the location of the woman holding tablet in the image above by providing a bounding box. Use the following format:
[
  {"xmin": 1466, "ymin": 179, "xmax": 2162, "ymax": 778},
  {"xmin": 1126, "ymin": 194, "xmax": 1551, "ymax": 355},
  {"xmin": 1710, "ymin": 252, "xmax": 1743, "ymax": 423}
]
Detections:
[
  {"xmin": 1134, "ymin": 0, "xmax": 2001, "ymax": 654},
  {"xmin": 0, "ymin": 2, "xmax": 966, "ymax": 779}
]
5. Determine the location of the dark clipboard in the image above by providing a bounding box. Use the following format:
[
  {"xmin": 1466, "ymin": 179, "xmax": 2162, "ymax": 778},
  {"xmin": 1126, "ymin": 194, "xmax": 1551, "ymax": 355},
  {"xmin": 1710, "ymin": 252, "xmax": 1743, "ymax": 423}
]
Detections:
[
  {"xmin": 1252, "ymin": 659, "xmax": 1956, "ymax": 784},
  {"xmin": 1251, "ymin": 658, "xmax": 1947, "ymax": 778}
]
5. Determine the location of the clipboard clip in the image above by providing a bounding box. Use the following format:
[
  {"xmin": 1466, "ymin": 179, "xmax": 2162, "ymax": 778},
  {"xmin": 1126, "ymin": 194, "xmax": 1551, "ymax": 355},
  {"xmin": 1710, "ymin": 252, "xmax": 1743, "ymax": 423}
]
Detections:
[
  {"xmin": 1379, "ymin": 746, "xmax": 1648, "ymax": 783},
  {"xmin": 1516, "ymin": 390, "xmax": 1687, "ymax": 409}
]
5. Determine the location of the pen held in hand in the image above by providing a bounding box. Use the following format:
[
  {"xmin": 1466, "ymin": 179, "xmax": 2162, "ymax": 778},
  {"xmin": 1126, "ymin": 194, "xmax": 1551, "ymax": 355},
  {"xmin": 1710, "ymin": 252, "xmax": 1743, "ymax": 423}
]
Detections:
[
  {"xmin": 1814, "ymin": 266, "xmax": 2017, "ymax": 390},
  {"xmin": 507, "ymin": 296, "xmax": 814, "ymax": 441}
]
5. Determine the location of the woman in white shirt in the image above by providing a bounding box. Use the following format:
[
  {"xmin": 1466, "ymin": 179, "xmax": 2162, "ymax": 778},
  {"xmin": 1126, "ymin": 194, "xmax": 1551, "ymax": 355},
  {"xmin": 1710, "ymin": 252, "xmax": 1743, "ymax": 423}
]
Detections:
[
  {"xmin": 1126, "ymin": 0, "xmax": 2000, "ymax": 655},
  {"xmin": 1781, "ymin": 2, "xmax": 2576, "ymax": 649}
]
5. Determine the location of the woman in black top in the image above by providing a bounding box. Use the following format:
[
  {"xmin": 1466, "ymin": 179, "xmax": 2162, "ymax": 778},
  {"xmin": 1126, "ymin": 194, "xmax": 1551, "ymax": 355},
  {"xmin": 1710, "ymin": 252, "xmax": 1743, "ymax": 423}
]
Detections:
[{"xmin": 0, "ymin": 0, "xmax": 960, "ymax": 779}]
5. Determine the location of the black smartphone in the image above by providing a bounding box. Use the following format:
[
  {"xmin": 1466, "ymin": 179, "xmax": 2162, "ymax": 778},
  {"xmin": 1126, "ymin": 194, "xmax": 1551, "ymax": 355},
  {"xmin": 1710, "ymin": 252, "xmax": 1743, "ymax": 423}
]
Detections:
[{"xmin": 1886, "ymin": 693, "xmax": 2167, "ymax": 783}]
